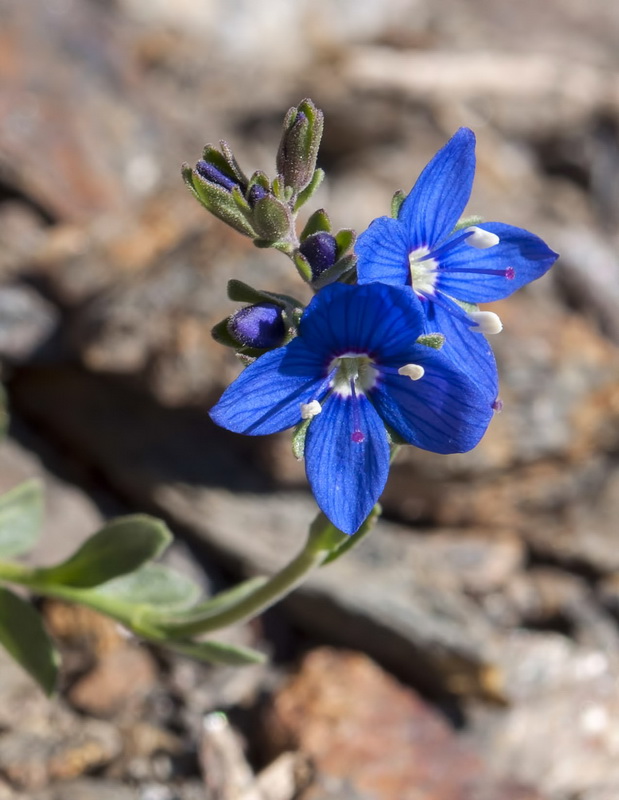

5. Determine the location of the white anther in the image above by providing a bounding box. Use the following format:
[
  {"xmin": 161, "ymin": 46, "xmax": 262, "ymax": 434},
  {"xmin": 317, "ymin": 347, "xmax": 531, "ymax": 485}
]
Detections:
[
  {"xmin": 397, "ymin": 364, "xmax": 425, "ymax": 380},
  {"xmin": 300, "ymin": 400, "xmax": 322, "ymax": 419},
  {"xmin": 465, "ymin": 226, "xmax": 500, "ymax": 249},
  {"xmin": 469, "ymin": 311, "xmax": 503, "ymax": 335}
]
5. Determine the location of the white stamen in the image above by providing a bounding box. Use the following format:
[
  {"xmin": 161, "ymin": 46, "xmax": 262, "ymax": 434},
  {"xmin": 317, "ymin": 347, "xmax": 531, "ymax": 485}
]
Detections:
[
  {"xmin": 469, "ymin": 311, "xmax": 503, "ymax": 335},
  {"xmin": 465, "ymin": 226, "xmax": 500, "ymax": 249},
  {"xmin": 397, "ymin": 363, "xmax": 425, "ymax": 380},
  {"xmin": 300, "ymin": 400, "xmax": 322, "ymax": 419}
]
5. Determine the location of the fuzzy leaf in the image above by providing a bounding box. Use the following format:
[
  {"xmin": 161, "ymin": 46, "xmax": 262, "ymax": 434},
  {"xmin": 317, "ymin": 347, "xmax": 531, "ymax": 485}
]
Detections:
[
  {"xmin": 0, "ymin": 479, "xmax": 44, "ymax": 558},
  {"xmin": 95, "ymin": 563, "xmax": 201, "ymax": 612},
  {"xmin": 0, "ymin": 586, "xmax": 59, "ymax": 695},
  {"xmin": 168, "ymin": 638, "xmax": 266, "ymax": 665},
  {"xmin": 36, "ymin": 515, "xmax": 172, "ymax": 588}
]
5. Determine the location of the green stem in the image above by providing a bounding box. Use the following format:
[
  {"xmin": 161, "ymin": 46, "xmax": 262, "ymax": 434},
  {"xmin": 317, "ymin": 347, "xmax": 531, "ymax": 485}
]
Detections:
[
  {"xmin": 156, "ymin": 533, "xmax": 330, "ymax": 639},
  {"xmin": 0, "ymin": 560, "xmax": 162, "ymax": 639}
]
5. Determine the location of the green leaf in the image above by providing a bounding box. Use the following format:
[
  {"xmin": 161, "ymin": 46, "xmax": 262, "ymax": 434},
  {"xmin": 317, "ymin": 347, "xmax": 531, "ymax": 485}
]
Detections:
[
  {"xmin": 94, "ymin": 563, "xmax": 201, "ymax": 612},
  {"xmin": 167, "ymin": 638, "xmax": 266, "ymax": 666},
  {"xmin": 0, "ymin": 586, "xmax": 59, "ymax": 695},
  {"xmin": 0, "ymin": 479, "xmax": 44, "ymax": 558},
  {"xmin": 36, "ymin": 515, "xmax": 172, "ymax": 588}
]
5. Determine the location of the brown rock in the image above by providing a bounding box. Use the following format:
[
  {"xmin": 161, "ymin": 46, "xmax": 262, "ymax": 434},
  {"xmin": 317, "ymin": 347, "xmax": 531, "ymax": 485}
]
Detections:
[
  {"xmin": 68, "ymin": 643, "xmax": 159, "ymax": 718},
  {"xmin": 264, "ymin": 648, "xmax": 542, "ymax": 800}
]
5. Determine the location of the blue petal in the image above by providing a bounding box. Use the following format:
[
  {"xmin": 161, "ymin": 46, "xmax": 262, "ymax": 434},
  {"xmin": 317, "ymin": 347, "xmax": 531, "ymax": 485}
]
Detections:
[
  {"xmin": 398, "ymin": 128, "xmax": 476, "ymax": 249},
  {"xmin": 305, "ymin": 393, "xmax": 390, "ymax": 535},
  {"xmin": 209, "ymin": 344, "xmax": 323, "ymax": 435},
  {"xmin": 435, "ymin": 222, "xmax": 559, "ymax": 302},
  {"xmin": 370, "ymin": 349, "xmax": 493, "ymax": 453},
  {"xmin": 422, "ymin": 299, "xmax": 499, "ymax": 404},
  {"xmin": 299, "ymin": 282, "xmax": 426, "ymax": 362},
  {"xmin": 355, "ymin": 216, "xmax": 411, "ymax": 285}
]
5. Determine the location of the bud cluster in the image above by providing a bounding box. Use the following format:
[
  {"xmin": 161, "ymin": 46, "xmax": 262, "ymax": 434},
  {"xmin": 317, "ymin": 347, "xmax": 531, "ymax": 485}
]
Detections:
[{"xmin": 184, "ymin": 99, "xmax": 359, "ymax": 358}]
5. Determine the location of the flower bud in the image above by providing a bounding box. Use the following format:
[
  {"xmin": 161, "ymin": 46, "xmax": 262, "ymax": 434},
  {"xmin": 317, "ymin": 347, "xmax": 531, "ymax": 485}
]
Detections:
[
  {"xmin": 251, "ymin": 195, "xmax": 293, "ymax": 244},
  {"xmin": 299, "ymin": 232, "xmax": 338, "ymax": 280},
  {"xmin": 195, "ymin": 159, "xmax": 240, "ymax": 192},
  {"xmin": 276, "ymin": 99, "xmax": 324, "ymax": 194},
  {"xmin": 227, "ymin": 303, "xmax": 286, "ymax": 349}
]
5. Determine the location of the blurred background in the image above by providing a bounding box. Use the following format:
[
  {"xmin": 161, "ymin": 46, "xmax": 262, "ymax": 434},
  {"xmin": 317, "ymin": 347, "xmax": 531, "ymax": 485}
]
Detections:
[{"xmin": 2, "ymin": 0, "xmax": 619, "ymax": 798}]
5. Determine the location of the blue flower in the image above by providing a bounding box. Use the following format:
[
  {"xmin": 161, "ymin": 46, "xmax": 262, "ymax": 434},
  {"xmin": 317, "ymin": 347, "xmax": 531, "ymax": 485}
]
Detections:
[
  {"xmin": 355, "ymin": 128, "xmax": 559, "ymax": 403},
  {"xmin": 210, "ymin": 282, "xmax": 493, "ymax": 535}
]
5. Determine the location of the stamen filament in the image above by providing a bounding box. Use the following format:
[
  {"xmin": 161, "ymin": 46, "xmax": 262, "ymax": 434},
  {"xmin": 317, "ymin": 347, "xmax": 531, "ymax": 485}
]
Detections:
[
  {"xmin": 437, "ymin": 266, "xmax": 514, "ymax": 278},
  {"xmin": 349, "ymin": 379, "xmax": 365, "ymax": 443}
]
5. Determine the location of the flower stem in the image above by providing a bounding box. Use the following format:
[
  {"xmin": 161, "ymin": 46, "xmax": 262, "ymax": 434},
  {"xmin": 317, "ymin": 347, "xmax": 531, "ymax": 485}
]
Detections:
[{"xmin": 154, "ymin": 512, "xmax": 344, "ymax": 639}]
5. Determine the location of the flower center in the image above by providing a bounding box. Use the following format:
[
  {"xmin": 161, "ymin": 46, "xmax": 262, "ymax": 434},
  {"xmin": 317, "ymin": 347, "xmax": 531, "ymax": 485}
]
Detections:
[
  {"xmin": 328, "ymin": 353, "xmax": 378, "ymax": 397},
  {"xmin": 408, "ymin": 247, "xmax": 439, "ymax": 297}
]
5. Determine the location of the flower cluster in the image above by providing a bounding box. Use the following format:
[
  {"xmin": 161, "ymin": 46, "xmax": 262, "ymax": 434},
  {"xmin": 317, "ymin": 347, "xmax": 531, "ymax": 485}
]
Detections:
[{"xmin": 187, "ymin": 104, "xmax": 558, "ymax": 535}]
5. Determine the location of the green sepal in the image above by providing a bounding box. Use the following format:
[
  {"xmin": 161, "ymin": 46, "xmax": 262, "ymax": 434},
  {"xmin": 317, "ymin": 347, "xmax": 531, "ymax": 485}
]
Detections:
[
  {"xmin": 300, "ymin": 208, "xmax": 332, "ymax": 240},
  {"xmin": 251, "ymin": 195, "xmax": 293, "ymax": 243},
  {"xmin": 321, "ymin": 504, "xmax": 381, "ymax": 565},
  {"xmin": 34, "ymin": 515, "xmax": 172, "ymax": 589},
  {"xmin": 312, "ymin": 254, "xmax": 357, "ymax": 290},
  {"xmin": 293, "ymin": 251, "xmax": 313, "ymax": 283},
  {"xmin": 452, "ymin": 214, "xmax": 483, "ymax": 233},
  {"xmin": 247, "ymin": 170, "xmax": 271, "ymax": 193},
  {"xmin": 416, "ymin": 333, "xmax": 445, "ymax": 350},
  {"xmin": 230, "ymin": 185, "xmax": 252, "ymax": 214},
  {"xmin": 226, "ymin": 280, "xmax": 303, "ymax": 313},
  {"xmin": 166, "ymin": 638, "xmax": 266, "ymax": 666},
  {"xmin": 391, "ymin": 190, "xmax": 406, "ymax": 218},
  {"xmin": 218, "ymin": 140, "xmax": 249, "ymax": 185},
  {"xmin": 452, "ymin": 297, "xmax": 479, "ymax": 314},
  {"xmin": 385, "ymin": 424, "xmax": 408, "ymax": 446},
  {"xmin": 184, "ymin": 165, "xmax": 256, "ymax": 237},
  {"xmin": 200, "ymin": 143, "xmax": 246, "ymax": 185},
  {"xmin": 211, "ymin": 317, "xmax": 240, "ymax": 349},
  {"xmin": 93, "ymin": 563, "xmax": 201, "ymax": 613},
  {"xmin": 293, "ymin": 168, "xmax": 325, "ymax": 212},
  {"xmin": 0, "ymin": 586, "xmax": 59, "ymax": 695},
  {"xmin": 0, "ymin": 479, "xmax": 44, "ymax": 558},
  {"xmin": 335, "ymin": 228, "xmax": 356, "ymax": 255},
  {"xmin": 292, "ymin": 418, "xmax": 311, "ymax": 460}
]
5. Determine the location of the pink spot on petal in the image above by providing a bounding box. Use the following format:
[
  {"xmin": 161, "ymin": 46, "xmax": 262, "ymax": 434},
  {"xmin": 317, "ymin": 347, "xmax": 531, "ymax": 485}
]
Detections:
[
  {"xmin": 505, "ymin": 267, "xmax": 515, "ymax": 280},
  {"xmin": 492, "ymin": 398, "xmax": 504, "ymax": 413},
  {"xmin": 351, "ymin": 430, "xmax": 365, "ymax": 443}
]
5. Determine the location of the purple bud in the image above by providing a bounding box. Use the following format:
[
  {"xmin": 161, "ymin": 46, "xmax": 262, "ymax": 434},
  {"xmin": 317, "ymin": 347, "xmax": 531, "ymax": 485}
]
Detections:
[
  {"xmin": 247, "ymin": 183, "xmax": 269, "ymax": 206},
  {"xmin": 299, "ymin": 232, "xmax": 338, "ymax": 279},
  {"xmin": 227, "ymin": 303, "xmax": 286, "ymax": 349},
  {"xmin": 195, "ymin": 160, "xmax": 239, "ymax": 192}
]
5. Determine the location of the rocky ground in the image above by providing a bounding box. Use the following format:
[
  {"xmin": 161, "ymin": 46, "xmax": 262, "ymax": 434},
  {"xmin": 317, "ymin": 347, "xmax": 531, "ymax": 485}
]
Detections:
[{"xmin": 2, "ymin": 0, "xmax": 619, "ymax": 798}]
